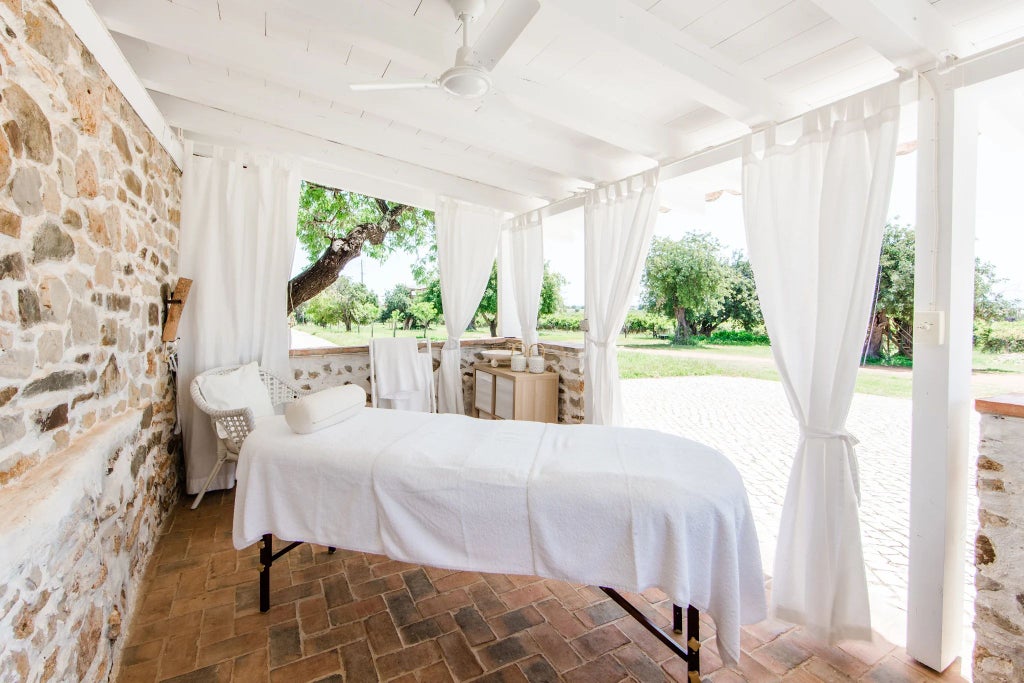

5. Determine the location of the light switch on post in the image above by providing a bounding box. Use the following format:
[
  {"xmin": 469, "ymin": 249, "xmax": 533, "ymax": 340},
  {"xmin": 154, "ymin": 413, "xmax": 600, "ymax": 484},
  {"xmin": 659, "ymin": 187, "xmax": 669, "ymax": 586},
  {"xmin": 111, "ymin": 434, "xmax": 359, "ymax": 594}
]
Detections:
[{"xmin": 914, "ymin": 310, "xmax": 945, "ymax": 346}]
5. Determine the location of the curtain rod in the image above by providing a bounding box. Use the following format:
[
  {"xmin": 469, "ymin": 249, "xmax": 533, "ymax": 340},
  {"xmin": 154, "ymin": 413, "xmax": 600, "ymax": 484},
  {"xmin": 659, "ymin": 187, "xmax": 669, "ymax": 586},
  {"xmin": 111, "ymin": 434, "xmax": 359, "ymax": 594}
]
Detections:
[{"xmin": 514, "ymin": 72, "xmax": 918, "ymax": 224}]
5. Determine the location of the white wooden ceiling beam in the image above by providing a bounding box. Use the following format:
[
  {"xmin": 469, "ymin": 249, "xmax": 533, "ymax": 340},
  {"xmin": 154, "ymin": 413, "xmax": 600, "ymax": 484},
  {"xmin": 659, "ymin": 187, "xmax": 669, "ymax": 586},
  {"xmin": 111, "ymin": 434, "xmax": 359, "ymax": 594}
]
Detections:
[
  {"xmin": 152, "ymin": 93, "xmax": 542, "ymax": 213},
  {"xmin": 93, "ymin": 0, "xmax": 635, "ymax": 184},
  {"xmin": 806, "ymin": 0, "xmax": 969, "ymax": 69},
  {"xmin": 115, "ymin": 36, "xmax": 576, "ymax": 201},
  {"xmin": 543, "ymin": 0, "xmax": 795, "ymax": 125}
]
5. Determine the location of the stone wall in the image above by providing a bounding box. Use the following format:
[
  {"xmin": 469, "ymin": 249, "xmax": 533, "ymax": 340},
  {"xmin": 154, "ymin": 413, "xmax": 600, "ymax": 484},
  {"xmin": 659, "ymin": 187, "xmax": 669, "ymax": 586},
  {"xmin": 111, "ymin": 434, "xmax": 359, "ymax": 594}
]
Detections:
[
  {"xmin": 973, "ymin": 396, "xmax": 1024, "ymax": 682},
  {"xmin": 0, "ymin": 1, "xmax": 182, "ymax": 681},
  {"xmin": 290, "ymin": 337, "xmax": 585, "ymax": 423}
]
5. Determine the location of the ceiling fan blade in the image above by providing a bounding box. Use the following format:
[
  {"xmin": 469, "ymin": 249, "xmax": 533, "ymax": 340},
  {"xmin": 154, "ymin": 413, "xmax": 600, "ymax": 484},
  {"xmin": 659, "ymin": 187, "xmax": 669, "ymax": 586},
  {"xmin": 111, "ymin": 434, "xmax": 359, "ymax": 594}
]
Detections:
[
  {"xmin": 472, "ymin": 0, "xmax": 540, "ymax": 71},
  {"xmin": 349, "ymin": 80, "xmax": 439, "ymax": 91}
]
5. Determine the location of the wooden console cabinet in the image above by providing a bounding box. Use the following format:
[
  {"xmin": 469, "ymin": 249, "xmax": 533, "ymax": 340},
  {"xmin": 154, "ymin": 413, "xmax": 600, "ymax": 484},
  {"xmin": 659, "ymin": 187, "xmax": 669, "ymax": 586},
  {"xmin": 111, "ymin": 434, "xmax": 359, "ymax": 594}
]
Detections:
[{"xmin": 472, "ymin": 363, "xmax": 558, "ymax": 423}]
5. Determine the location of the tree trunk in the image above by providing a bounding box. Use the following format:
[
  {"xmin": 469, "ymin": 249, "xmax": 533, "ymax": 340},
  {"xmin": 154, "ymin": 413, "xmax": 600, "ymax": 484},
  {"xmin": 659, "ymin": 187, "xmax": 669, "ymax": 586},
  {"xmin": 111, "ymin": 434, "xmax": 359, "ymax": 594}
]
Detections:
[
  {"xmin": 863, "ymin": 311, "xmax": 888, "ymax": 360},
  {"xmin": 344, "ymin": 320, "xmax": 352, "ymax": 332},
  {"xmin": 286, "ymin": 202, "xmax": 414, "ymax": 314},
  {"xmin": 673, "ymin": 307, "xmax": 691, "ymax": 343},
  {"xmin": 489, "ymin": 318, "xmax": 497, "ymax": 337}
]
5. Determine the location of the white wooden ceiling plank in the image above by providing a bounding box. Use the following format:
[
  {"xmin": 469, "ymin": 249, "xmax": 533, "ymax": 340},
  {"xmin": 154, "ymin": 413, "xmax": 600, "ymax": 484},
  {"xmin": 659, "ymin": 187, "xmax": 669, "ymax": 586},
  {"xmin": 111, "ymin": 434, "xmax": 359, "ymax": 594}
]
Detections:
[
  {"xmin": 806, "ymin": 0, "xmax": 970, "ymax": 68},
  {"xmin": 643, "ymin": 0, "xmax": 728, "ymax": 32},
  {"xmin": 115, "ymin": 35, "xmax": 575, "ymax": 200},
  {"xmin": 766, "ymin": 40, "xmax": 887, "ymax": 93},
  {"xmin": 544, "ymin": 0, "xmax": 796, "ymax": 124},
  {"xmin": 741, "ymin": 19, "xmax": 854, "ymax": 80},
  {"xmin": 713, "ymin": 1, "xmax": 832, "ymax": 65},
  {"xmin": 683, "ymin": 0, "xmax": 792, "ymax": 49},
  {"xmin": 156, "ymin": 93, "xmax": 541, "ymax": 213},
  {"xmin": 93, "ymin": 0, "xmax": 619, "ymax": 183}
]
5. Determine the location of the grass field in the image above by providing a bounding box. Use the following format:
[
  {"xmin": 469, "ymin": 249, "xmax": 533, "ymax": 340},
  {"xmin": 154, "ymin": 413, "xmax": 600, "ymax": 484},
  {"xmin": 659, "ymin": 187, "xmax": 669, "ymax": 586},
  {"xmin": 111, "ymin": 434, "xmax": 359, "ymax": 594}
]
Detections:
[{"xmin": 296, "ymin": 323, "xmax": 1022, "ymax": 399}]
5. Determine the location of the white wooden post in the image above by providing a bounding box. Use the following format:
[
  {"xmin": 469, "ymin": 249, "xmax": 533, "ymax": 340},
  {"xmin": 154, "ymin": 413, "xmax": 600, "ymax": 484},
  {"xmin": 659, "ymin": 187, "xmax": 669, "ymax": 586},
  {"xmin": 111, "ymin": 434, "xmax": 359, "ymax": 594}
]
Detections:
[{"xmin": 906, "ymin": 70, "xmax": 978, "ymax": 672}]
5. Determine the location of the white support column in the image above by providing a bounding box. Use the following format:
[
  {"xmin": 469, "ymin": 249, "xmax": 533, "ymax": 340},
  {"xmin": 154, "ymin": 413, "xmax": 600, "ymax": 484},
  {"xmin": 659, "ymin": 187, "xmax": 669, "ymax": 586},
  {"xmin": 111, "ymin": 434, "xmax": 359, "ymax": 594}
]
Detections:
[{"xmin": 906, "ymin": 71, "xmax": 979, "ymax": 672}]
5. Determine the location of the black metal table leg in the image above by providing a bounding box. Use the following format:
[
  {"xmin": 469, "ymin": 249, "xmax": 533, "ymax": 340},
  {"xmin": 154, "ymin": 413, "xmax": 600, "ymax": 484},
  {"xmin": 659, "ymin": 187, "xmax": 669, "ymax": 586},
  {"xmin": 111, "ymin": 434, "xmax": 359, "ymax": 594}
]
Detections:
[
  {"xmin": 673, "ymin": 604, "xmax": 684, "ymax": 633},
  {"xmin": 687, "ymin": 605, "xmax": 701, "ymax": 682},
  {"xmin": 259, "ymin": 534, "xmax": 272, "ymax": 613}
]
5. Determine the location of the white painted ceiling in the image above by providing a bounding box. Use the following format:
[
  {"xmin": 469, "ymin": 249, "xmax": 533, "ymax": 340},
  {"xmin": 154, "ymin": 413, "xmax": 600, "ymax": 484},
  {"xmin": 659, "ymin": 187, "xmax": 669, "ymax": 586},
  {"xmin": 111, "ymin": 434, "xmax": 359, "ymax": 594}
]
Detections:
[{"xmin": 91, "ymin": 0, "xmax": 1024, "ymax": 211}]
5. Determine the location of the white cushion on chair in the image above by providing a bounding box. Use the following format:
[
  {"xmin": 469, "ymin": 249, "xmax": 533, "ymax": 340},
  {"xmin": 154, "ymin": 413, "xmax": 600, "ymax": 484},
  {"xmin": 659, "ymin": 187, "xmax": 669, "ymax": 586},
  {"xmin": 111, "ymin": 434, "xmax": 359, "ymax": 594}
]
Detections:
[
  {"xmin": 285, "ymin": 384, "xmax": 366, "ymax": 434},
  {"xmin": 196, "ymin": 362, "xmax": 275, "ymax": 418}
]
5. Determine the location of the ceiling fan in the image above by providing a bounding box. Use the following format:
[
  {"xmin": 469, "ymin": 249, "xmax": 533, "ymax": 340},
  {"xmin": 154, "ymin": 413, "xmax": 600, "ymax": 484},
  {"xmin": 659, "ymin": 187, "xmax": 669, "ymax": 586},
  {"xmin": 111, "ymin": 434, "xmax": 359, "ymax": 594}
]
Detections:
[{"xmin": 349, "ymin": 0, "xmax": 540, "ymax": 99}]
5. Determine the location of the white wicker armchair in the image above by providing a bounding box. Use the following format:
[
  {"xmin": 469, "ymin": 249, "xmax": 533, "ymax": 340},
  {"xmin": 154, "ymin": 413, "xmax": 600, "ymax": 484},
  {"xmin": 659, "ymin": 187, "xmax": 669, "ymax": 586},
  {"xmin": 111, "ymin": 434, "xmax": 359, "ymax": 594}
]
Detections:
[{"xmin": 189, "ymin": 365, "xmax": 305, "ymax": 508}]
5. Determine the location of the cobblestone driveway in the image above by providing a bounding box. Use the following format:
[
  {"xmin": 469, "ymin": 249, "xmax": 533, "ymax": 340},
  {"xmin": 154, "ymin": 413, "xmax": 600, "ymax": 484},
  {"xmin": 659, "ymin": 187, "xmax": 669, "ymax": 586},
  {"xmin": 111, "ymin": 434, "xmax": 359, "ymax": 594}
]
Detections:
[{"xmin": 621, "ymin": 376, "xmax": 979, "ymax": 657}]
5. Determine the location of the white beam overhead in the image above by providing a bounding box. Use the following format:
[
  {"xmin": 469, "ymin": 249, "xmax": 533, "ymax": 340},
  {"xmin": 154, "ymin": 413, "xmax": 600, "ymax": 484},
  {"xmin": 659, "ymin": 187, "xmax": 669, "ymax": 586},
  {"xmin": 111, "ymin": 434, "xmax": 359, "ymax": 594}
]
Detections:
[
  {"xmin": 115, "ymin": 36, "xmax": 577, "ymax": 201},
  {"xmin": 93, "ymin": 0, "xmax": 651, "ymax": 183},
  {"xmin": 543, "ymin": 0, "xmax": 796, "ymax": 125},
  {"xmin": 152, "ymin": 94, "xmax": 541, "ymax": 214},
  {"xmin": 807, "ymin": 0, "xmax": 970, "ymax": 69}
]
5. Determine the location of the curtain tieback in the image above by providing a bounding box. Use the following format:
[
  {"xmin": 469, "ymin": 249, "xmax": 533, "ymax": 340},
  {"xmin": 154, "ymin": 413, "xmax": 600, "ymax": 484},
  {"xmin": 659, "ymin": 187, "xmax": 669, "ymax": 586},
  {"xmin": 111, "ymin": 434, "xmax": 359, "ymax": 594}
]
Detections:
[
  {"xmin": 586, "ymin": 336, "xmax": 612, "ymax": 349},
  {"xmin": 442, "ymin": 340, "xmax": 460, "ymax": 352},
  {"xmin": 799, "ymin": 425, "xmax": 862, "ymax": 503}
]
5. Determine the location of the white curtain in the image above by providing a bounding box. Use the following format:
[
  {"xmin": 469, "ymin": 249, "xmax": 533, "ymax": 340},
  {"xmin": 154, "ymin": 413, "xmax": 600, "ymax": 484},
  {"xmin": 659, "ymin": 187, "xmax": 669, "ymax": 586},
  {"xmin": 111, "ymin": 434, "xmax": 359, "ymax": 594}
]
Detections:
[
  {"xmin": 741, "ymin": 83, "xmax": 900, "ymax": 641},
  {"xmin": 436, "ymin": 197, "xmax": 503, "ymax": 414},
  {"xmin": 508, "ymin": 211, "xmax": 544, "ymax": 352},
  {"xmin": 176, "ymin": 144, "xmax": 300, "ymax": 494},
  {"xmin": 583, "ymin": 168, "xmax": 660, "ymax": 426}
]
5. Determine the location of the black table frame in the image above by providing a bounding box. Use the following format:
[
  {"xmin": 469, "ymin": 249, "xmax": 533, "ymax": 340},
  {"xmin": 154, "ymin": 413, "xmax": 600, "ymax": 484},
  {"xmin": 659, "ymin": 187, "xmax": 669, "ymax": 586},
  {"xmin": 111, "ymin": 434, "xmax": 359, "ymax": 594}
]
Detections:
[{"xmin": 257, "ymin": 534, "xmax": 701, "ymax": 681}]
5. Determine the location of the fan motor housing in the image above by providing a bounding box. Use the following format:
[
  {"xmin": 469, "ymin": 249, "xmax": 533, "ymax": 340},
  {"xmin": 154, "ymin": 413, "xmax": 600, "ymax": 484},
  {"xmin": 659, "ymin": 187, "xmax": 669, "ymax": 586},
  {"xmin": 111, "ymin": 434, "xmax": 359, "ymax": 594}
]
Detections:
[
  {"xmin": 439, "ymin": 64, "xmax": 492, "ymax": 98},
  {"xmin": 448, "ymin": 0, "xmax": 487, "ymax": 21}
]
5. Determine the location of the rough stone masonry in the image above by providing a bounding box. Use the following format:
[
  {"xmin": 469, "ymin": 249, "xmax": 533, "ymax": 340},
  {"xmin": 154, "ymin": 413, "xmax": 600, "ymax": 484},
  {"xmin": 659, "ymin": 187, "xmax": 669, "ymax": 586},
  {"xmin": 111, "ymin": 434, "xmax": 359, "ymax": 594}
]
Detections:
[
  {"xmin": 974, "ymin": 398, "xmax": 1024, "ymax": 683},
  {"xmin": 0, "ymin": 1, "xmax": 182, "ymax": 681}
]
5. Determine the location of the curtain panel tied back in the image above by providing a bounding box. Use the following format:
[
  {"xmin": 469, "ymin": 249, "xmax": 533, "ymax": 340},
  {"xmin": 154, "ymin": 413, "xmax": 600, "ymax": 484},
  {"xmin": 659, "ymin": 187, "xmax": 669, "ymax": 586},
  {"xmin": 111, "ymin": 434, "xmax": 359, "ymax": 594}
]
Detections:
[
  {"xmin": 583, "ymin": 168, "xmax": 660, "ymax": 426},
  {"xmin": 742, "ymin": 81, "xmax": 900, "ymax": 642},
  {"xmin": 436, "ymin": 197, "xmax": 503, "ymax": 414},
  {"xmin": 508, "ymin": 211, "xmax": 544, "ymax": 352}
]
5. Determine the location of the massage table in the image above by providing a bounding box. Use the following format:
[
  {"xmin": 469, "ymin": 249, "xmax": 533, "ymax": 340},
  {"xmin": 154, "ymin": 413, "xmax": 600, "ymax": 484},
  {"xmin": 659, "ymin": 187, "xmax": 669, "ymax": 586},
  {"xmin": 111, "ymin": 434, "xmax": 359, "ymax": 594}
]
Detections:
[{"xmin": 233, "ymin": 408, "xmax": 766, "ymax": 675}]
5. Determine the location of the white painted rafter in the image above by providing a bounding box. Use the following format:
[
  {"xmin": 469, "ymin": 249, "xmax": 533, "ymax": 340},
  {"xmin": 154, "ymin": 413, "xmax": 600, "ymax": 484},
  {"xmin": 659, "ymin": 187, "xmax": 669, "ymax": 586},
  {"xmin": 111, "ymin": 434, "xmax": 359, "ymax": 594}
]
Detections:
[
  {"xmin": 543, "ymin": 0, "xmax": 796, "ymax": 125},
  {"xmin": 152, "ymin": 93, "xmax": 541, "ymax": 213},
  {"xmin": 807, "ymin": 0, "xmax": 970, "ymax": 69}
]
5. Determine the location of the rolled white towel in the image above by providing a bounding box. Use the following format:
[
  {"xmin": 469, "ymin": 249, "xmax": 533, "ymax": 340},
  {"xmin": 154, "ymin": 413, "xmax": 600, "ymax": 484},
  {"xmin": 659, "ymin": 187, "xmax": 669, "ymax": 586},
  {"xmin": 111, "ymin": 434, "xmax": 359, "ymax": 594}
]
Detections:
[{"xmin": 285, "ymin": 384, "xmax": 367, "ymax": 434}]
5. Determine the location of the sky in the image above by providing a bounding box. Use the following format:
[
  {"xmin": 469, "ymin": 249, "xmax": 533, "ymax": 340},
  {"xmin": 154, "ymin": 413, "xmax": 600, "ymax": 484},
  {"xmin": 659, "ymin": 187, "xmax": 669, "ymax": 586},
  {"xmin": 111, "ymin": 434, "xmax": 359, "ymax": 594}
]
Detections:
[{"xmin": 293, "ymin": 95, "xmax": 1024, "ymax": 310}]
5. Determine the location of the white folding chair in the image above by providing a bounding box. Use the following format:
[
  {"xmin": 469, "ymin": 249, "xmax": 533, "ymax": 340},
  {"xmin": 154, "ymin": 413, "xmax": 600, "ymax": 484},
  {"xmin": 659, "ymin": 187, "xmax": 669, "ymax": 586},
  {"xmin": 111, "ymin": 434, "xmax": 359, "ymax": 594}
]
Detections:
[{"xmin": 368, "ymin": 337, "xmax": 436, "ymax": 413}]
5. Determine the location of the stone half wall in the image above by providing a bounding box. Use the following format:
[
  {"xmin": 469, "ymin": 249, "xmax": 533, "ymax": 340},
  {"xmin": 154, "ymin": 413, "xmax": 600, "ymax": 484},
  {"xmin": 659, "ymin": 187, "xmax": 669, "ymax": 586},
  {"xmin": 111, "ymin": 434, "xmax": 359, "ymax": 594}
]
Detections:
[
  {"xmin": 290, "ymin": 337, "xmax": 585, "ymax": 424},
  {"xmin": 0, "ymin": 1, "xmax": 182, "ymax": 682},
  {"xmin": 973, "ymin": 395, "xmax": 1024, "ymax": 683}
]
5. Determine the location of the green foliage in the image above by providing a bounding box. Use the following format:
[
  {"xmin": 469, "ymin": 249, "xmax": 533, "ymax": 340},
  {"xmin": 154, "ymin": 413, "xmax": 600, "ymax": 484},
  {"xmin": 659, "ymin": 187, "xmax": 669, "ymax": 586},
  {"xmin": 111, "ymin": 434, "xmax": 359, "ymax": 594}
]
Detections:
[
  {"xmin": 703, "ymin": 329, "xmax": 769, "ymax": 345},
  {"xmin": 409, "ymin": 301, "xmax": 438, "ymax": 336},
  {"xmin": 642, "ymin": 233, "xmax": 730, "ymax": 342},
  {"xmin": 380, "ymin": 284, "xmax": 414, "ymax": 324},
  {"xmin": 540, "ymin": 264, "xmax": 567, "ymax": 316},
  {"xmin": 303, "ymin": 288, "xmax": 343, "ymax": 327},
  {"xmin": 538, "ymin": 310, "xmax": 584, "ymax": 331},
  {"xmin": 297, "ymin": 181, "xmax": 433, "ymax": 266},
  {"xmin": 975, "ymin": 320, "xmax": 1024, "ymax": 353},
  {"xmin": 623, "ymin": 310, "xmax": 674, "ymax": 337}
]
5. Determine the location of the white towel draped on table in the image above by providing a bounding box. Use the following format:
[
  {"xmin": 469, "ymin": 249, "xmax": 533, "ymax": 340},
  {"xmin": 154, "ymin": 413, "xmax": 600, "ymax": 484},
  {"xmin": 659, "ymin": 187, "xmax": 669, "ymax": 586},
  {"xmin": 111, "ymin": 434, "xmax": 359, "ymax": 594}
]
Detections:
[
  {"xmin": 233, "ymin": 410, "xmax": 766, "ymax": 665},
  {"xmin": 371, "ymin": 338, "xmax": 423, "ymax": 401}
]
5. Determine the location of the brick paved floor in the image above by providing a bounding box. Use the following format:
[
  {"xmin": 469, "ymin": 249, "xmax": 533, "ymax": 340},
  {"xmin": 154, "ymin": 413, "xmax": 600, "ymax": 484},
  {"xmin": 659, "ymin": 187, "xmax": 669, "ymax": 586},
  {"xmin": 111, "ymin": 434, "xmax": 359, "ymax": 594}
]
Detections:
[
  {"xmin": 117, "ymin": 487, "xmax": 969, "ymax": 682},
  {"xmin": 621, "ymin": 376, "xmax": 980, "ymax": 677}
]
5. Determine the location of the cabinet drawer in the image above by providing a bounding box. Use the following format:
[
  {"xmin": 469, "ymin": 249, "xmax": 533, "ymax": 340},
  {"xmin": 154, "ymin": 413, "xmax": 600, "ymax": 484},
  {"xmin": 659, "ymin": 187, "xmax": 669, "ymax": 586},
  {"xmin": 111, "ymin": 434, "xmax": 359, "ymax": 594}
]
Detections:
[
  {"xmin": 494, "ymin": 376, "xmax": 514, "ymax": 419},
  {"xmin": 474, "ymin": 371, "xmax": 493, "ymax": 413}
]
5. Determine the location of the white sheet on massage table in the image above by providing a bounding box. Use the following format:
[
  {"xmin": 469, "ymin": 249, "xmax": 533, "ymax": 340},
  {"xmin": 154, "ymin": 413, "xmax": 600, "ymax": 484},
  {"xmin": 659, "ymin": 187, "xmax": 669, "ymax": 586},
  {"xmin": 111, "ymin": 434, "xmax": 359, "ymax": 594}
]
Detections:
[{"xmin": 233, "ymin": 409, "xmax": 766, "ymax": 664}]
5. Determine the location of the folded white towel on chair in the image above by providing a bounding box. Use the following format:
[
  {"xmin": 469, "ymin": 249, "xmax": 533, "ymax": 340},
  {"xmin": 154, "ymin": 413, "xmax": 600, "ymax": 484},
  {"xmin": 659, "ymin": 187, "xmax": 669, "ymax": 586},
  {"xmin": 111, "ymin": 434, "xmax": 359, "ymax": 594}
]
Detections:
[
  {"xmin": 372, "ymin": 338, "xmax": 423, "ymax": 400},
  {"xmin": 284, "ymin": 384, "xmax": 366, "ymax": 434}
]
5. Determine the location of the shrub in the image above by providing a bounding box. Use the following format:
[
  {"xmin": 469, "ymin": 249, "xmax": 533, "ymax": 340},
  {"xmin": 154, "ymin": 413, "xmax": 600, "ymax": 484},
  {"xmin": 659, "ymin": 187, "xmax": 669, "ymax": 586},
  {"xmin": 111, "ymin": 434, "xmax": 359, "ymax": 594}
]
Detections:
[
  {"xmin": 976, "ymin": 320, "xmax": 1024, "ymax": 353},
  {"xmin": 706, "ymin": 329, "xmax": 770, "ymax": 346},
  {"xmin": 623, "ymin": 310, "xmax": 673, "ymax": 337},
  {"xmin": 539, "ymin": 311, "xmax": 584, "ymax": 331}
]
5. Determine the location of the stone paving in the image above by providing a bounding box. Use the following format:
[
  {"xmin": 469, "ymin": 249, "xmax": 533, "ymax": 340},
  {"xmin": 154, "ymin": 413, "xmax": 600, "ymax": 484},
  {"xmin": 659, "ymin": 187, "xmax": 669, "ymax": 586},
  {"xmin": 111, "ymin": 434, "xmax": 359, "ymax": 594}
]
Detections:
[{"xmin": 621, "ymin": 376, "xmax": 979, "ymax": 671}]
